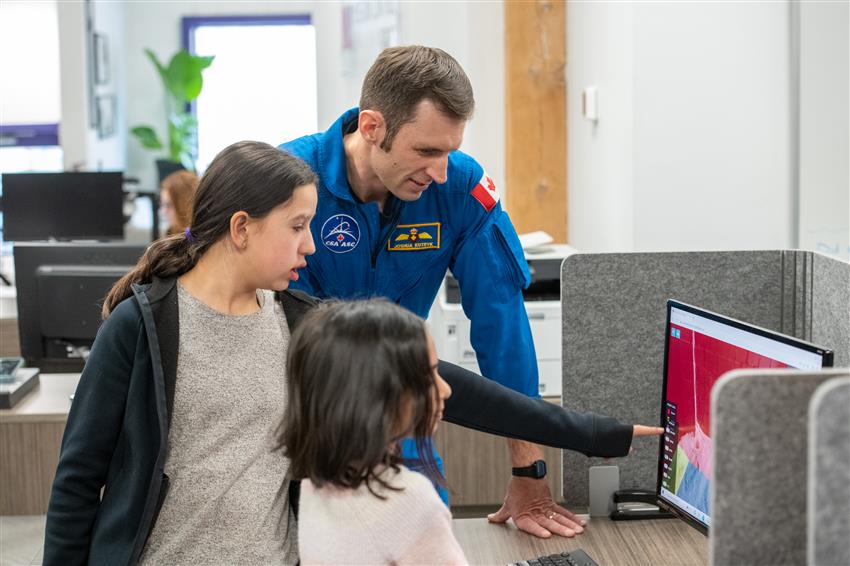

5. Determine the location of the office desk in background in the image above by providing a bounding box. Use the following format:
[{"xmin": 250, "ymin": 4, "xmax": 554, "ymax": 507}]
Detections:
[
  {"xmin": 453, "ymin": 517, "xmax": 708, "ymax": 566},
  {"xmin": 0, "ymin": 374, "xmax": 76, "ymax": 515}
]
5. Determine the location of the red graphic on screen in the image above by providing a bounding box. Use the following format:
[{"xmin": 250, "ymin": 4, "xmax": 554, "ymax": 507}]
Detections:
[{"xmin": 666, "ymin": 324, "xmax": 788, "ymax": 479}]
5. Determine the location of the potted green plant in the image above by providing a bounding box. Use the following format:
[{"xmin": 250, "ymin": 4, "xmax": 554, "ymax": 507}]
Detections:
[{"xmin": 130, "ymin": 48, "xmax": 214, "ymax": 181}]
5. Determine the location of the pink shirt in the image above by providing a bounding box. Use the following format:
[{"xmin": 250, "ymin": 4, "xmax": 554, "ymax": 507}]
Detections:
[{"xmin": 298, "ymin": 465, "xmax": 468, "ymax": 565}]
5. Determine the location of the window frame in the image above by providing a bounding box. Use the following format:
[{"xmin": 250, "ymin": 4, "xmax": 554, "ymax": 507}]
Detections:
[
  {"xmin": 181, "ymin": 14, "xmax": 313, "ymax": 113},
  {"xmin": 180, "ymin": 14, "xmax": 315, "ymax": 169},
  {"xmin": 0, "ymin": 124, "xmax": 59, "ymax": 148}
]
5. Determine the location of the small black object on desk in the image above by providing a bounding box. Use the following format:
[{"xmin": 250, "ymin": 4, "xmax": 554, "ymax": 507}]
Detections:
[
  {"xmin": 0, "ymin": 365, "xmax": 40, "ymax": 409},
  {"xmin": 609, "ymin": 489, "xmax": 676, "ymax": 521}
]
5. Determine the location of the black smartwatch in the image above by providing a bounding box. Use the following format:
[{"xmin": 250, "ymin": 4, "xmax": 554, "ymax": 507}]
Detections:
[{"xmin": 512, "ymin": 459, "xmax": 547, "ymax": 479}]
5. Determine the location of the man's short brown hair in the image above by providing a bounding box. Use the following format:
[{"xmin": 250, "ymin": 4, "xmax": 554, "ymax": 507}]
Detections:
[{"xmin": 359, "ymin": 45, "xmax": 475, "ymax": 150}]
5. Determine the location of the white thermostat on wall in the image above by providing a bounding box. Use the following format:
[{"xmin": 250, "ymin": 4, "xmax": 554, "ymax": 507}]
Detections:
[{"xmin": 582, "ymin": 86, "xmax": 598, "ymax": 122}]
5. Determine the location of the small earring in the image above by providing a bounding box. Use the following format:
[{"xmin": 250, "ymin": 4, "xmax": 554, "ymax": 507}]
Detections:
[{"xmin": 242, "ymin": 240, "xmax": 247, "ymax": 249}]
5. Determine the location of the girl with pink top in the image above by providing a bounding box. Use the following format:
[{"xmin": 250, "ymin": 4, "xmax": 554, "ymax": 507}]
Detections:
[{"xmin": 277, "ymin": 299, "xmax": 468, "ymax": 565}]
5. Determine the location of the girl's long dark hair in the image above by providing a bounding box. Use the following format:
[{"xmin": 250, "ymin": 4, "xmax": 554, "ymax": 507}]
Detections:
[
  {"xmin": 278, "ymin": 299, "xmax": 442, "ymax": 496},
  {"xmin": 102, "ymin": 141, "xmax": 316, "ymax": 318}
]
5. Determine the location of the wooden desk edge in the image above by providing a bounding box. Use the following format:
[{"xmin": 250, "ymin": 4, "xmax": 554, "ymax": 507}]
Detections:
[{"xmin": 452, "ymin": 516, "xmax": 709, "ymax": 566}]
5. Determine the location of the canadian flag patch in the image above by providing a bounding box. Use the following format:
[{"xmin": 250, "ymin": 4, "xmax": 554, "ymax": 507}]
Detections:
[{"xmin": 470, "ymin": 172, "xmax": 500, "ymax": 212}]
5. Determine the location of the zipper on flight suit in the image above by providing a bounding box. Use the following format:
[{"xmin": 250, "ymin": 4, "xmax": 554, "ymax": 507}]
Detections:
[{"xmin": 371, "ymin": 196, "xmax": 404, "ymax": 268}]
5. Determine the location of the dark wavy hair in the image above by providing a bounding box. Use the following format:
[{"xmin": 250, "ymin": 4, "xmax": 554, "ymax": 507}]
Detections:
[
  {"xmin": 102, "ymin": 141, "xmax": 317, "ymax": 318},
  {"xmin": 277, "ymin": 299, "xmax": 442, "ymax": 497}
]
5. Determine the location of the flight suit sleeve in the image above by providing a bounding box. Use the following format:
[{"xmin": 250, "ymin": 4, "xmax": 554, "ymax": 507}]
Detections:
[{"xmin": 449, "ymin": 167, "xmax": 539, "ymax": 398}]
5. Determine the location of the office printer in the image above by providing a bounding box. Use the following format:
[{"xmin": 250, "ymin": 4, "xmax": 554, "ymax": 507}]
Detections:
[{"xmin": 427, "ymin": 244, "xmax": 576, "ymax": 397}]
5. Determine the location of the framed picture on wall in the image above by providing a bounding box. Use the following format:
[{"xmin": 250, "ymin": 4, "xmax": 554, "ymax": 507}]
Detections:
[
  {"xmin": 93, "ymin": 32, "xmax": 110, "ymax": 86},
  {"xmin": 96, "ymin": 94, "xmax": 115, "ymax": 139}
]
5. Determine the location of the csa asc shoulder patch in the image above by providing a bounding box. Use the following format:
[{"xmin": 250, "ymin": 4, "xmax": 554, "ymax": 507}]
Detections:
[
  {"xmin": 470, "ymin": 171, "xmax": 500, "ymax": 212},
  {"xmin": 321, "ymin": 213, "xmax": 360, "ymax": 253},
  {"xmin": 388, "ymin": 223, "xmax": 441, "ymax": 251}
]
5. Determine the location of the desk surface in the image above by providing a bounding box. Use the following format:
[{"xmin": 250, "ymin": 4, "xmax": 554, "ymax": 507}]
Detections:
[
  {"xmin": 0, "ymin": 373, "xmax": 78, "ymax": 424},
  {"xmin": 453, "ymin": 516, "xmax": 708, "ymax": 566}
]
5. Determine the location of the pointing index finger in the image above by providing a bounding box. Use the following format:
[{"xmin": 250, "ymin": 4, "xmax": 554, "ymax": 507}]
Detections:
[{"xmin": 633, "ymin": 425, "xmax": 665, "ymax": 437}]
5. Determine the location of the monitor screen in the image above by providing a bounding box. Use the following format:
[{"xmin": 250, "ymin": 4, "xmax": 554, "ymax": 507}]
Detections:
[
  {"xmin": 1, "ymin": 172, "xmax": 124, "ymax": 241},
  {"xmin": 657, "ymin": 300, "xmax": 833, "ymax": 533},
  {"xmin": 13, "ymin": 242, "xmax": 146, "ymax": 371}
]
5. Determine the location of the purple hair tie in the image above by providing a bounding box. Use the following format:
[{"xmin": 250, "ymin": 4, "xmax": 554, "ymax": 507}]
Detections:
[{"xmin": 184, "ymin": 227, "xmax": 194, "ymax": 243}]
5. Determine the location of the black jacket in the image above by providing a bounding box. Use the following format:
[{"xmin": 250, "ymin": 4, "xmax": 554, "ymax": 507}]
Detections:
[{"xmin": 44, "ymin": 277, "xmax": 632, "ymax": 566}]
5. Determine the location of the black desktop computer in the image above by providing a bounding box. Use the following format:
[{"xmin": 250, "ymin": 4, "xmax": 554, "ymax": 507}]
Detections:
[
  {"xmin": 1, "ymin": 172, "xmax": 125, "ymax": 241},
  {"xmin": 13, "ymin": 242, "xmax": 146, "ymax": 372}
]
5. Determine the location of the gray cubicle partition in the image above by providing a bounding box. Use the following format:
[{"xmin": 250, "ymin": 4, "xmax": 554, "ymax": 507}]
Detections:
[
  {"xmin": 808, "ymin": 376, "xmax": 850, "ymax": 566},
  {"xmin": 560, "ymin": 250, "xmax": 849, "ymax": 508},
  {"xmin": 810, "ymin": 253, "xmax": 850, "ymax": 366},
  {"xmin": 710, "ymin": 369, "xmax": 848, "ymax": 566}
]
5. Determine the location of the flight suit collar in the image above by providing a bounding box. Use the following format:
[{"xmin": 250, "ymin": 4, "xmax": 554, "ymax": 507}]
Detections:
[{"xmin": 318, "ymin": 107, "xmax": 360, "ymax": 202}]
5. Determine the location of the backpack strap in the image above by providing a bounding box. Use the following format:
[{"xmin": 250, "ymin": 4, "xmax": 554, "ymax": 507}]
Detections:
[
  {"xmin": 276, "ymin": 289, "xmax": 321, "ymax": 333},
  {"xmin": 275, "ymin": 288, "xmax": 320, "ymax": 520}
]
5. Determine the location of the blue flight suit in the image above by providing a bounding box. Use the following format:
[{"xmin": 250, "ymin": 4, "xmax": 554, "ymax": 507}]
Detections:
[{"xmin": 280, "ymin": 108, "xmax": 539, "ymax": 501}]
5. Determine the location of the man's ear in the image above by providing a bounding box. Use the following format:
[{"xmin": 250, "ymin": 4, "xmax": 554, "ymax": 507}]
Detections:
[{"xmin": 358, "ymin": 110, "xmax": 385, "ymax": 146}]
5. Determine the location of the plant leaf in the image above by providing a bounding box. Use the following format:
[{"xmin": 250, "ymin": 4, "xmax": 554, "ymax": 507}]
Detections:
[
  {"xmin": 167, "ymin": 119, "xmax": 183, "ymax": 163},
  {"xmin": 164, "ymin": 50, "xmax": 189, "ymax": 103},
  {"xmin": 166, "ymin": 49, "xmax": 214, "ymax": 103},
  {"xmin": 183, "ymin": 55, "xmax": 214, "ymax": 101},
  {"xmin": 144, "ymin": 49, "xmax": 169, "ymax": 90},
  {"xmin": 130, "ymin": 125, "xmax": 163, "ymax": 150},
  {"xmin": 196, "ymin": 55, "xmax": 215, "ymax": 70}
]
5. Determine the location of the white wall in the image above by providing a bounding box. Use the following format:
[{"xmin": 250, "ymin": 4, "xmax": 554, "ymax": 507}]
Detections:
[
  {"xmin": 56, "ymin": 0, "xmax": 87, "ymax": 170},
  {"xmin": 57, "ymin": 0, "xmax": 126, "ymax": 171},
  {"xmin": 400, "ymin": 1, "xmax": 506, "ymax": 202},
  {"xmin": 799, "ymin": 1, "xmax": 850, "ymax": 261},
  {"xmin": 569, "ymin": 1, "xmax": 796, "ymax": 253},
  {"xmin": 566, "ymin": 1, "xmax": 635, "ymax": 251},
  {"xmin": 632, "ymin": 2, "xmax": 792, "ymax": 252}
]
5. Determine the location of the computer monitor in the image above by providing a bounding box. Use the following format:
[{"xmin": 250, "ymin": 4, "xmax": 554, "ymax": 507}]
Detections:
[
  {"xmin": 656, "ymin": 300, "xmax": 833, "ymax": 534},
  {"xmin": 1, "ymin": 172, "xmax": 125, "ymax": 241},
  {"xmin": 13, "ymin": 242, "xmax": 146, "ymax": 371}
]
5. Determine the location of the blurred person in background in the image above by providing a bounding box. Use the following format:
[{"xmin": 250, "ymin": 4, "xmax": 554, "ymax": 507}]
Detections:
[{"xmin": 160, "ymin": 170, "xmax": 199, "ymax": 236}]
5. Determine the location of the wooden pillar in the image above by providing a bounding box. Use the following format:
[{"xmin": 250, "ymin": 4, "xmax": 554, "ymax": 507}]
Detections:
[{"xmin": 504, "ymin": 0, "xmax": 567, "ymax": 242}]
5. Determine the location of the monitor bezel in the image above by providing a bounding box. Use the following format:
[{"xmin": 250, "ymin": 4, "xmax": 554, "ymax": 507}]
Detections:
[
  {"xmin": 1, "ymin": 171, "xmax": 125, "ymax": 241},
  {"xmin": 655, "ymin": 299, "xmax": 834, "ymax": 535},
  {"xmin": 12, "ymin": 242, "xmax": 146, "ymax": 371}
]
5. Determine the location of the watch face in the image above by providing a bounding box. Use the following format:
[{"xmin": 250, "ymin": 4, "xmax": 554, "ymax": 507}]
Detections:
[
  {"xmin": 514, "ymin": 460, "xmax": 547, "ymax": 478},
  {"xmin": 532, "ymin": 460, "xmax": 547, "ymax": 478}
]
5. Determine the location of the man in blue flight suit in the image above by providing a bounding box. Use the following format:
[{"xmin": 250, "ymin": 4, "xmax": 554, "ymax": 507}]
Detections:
[{"xmin": 280, "ymin": 45, "xmax": 584, "ymax": 539}]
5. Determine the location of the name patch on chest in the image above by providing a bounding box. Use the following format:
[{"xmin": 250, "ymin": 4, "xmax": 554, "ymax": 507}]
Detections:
[
  {"xmin": 388, "ymin": 223, "xmax": 441, "ymax": 251},
  {"xmin": 321, "ymin": 214, "xmax": 360, "ymax": 253}
]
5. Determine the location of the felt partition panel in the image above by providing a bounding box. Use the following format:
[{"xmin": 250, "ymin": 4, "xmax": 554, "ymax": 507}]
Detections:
[
  {"xmin": 560, "ymin": 251, "xmax": 785, "ymax": 506},
  {"xmin": 560, "ymin": 250, "xmax": 849, "ymax": 508},
  {"xmin": 807, "ymin": 376, "xmax": 850, "ymax": 566},
  {"xmin": 780, "ymin": 250, "xmax": 804, "ymax": 337},
  {"xmin": 710, "ymin": 369, "xmax": 843, "ymax": 566},
  {"xmin": 810, "ymin": 253, "xmax": 850, "ymax": 367}
]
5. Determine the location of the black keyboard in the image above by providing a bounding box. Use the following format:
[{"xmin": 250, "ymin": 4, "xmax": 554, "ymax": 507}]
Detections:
[{"xmin": 512, "ymin": 548, "xmax": 599, "ymax": 566}]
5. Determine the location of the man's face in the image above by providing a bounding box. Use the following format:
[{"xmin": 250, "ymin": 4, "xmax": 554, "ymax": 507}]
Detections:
[{"xmin": 369, "ymin": 99, "xmax": 465, "ymax": 201}]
